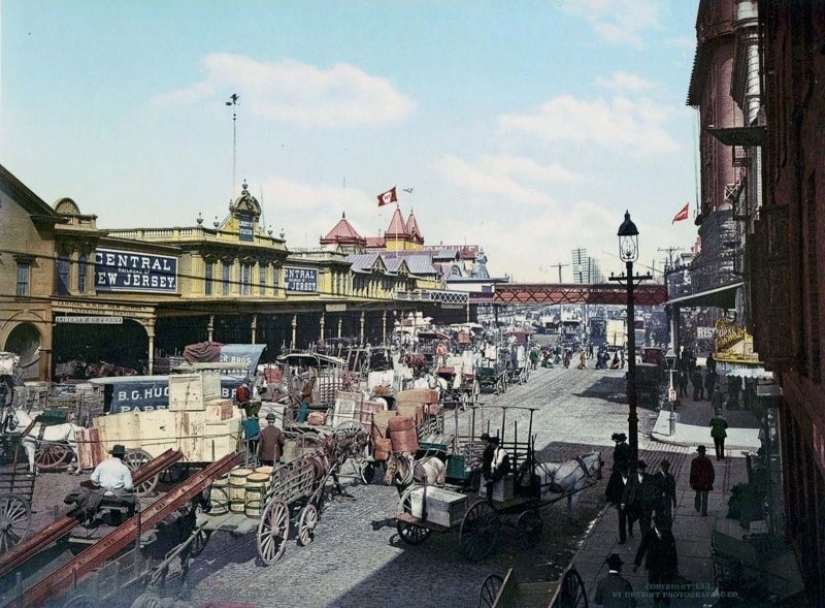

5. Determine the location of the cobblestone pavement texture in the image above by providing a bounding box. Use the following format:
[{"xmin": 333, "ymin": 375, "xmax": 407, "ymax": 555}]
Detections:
[{"xmin": 7, "ymin": 363, "xmax": 690, "ymax": 608}]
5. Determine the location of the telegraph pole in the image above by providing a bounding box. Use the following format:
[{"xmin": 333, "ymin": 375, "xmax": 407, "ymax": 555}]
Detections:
[
  {"xmin": 549, "ymin": 263, "xmax": 569, "ymax": 283},
  {"xmin": 226, "ymin": 93, "xmax": 240, "ymax": 198}
]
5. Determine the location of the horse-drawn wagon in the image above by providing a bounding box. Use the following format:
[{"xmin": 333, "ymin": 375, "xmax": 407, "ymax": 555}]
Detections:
[
  {"xmin": 391, "ymin": 406, "xmax": 602, "ymax": 562},
  {"xmin": 0, "ymin": 443, "xmax": 35, "ymax": 555}
]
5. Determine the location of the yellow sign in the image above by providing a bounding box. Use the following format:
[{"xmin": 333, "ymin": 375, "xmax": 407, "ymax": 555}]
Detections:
[{"xmin": 713, "ymin": 318, "xmax": 760, "ymax": 363}]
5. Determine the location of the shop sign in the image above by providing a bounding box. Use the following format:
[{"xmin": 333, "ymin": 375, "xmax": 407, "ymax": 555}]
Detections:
[
  {"xmin": 55, "ymin": 316, "xmax": 123, "ymax": 324},
  {"xmin": 325, "ymin": 303, "xmax": 347, "ymax": 312},
  {"xmin": 284, "ymin": 267, "xmax": 318, "ymax": 292},
  {"xmin": 94, "ymin": 249, "xmax": 178, "ymax": 294}
]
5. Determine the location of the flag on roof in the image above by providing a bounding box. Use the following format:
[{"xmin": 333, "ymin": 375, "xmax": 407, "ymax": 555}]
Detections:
[
  {"xmin": 377, "ymin": 186, "xmax": 397, "ymax": 207},
  {"xmin": 671, "ymin": 203, "xmax": 690, "ymax": 223}
]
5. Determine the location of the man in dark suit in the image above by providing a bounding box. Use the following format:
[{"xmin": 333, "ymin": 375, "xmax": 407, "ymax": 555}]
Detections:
[
  {"xmin": 622, "ymin": 460, "xmax": 655, "ymax": 537},
  {"xmin": 595, "ymin": 553, "xmax": 637, "ymax": 607},
  {"xmin": 633, "ymin": 515, "xmax": 678, "ymax": 607},
  {"xmin": 652, "ymin": 459, "xmax": 677, "ymax": 528}
]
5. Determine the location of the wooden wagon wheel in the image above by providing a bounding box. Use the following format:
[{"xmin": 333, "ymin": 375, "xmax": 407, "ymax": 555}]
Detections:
[
  {"xmin": 256, "ymin": 499, "xmax": 290, "ymax": 565},
  {"xmin": 477, "ymin": 574, "xmax": 504, "ymax": 608},
  {"xmin": 395, "ymin": 485, "xmax": 431, "ymax": 545},
  {"xmin": 297, "ymin": 503, "xmax": 318, "ymax": 546},
  {"xmin": 459, "ymin": 501, "xmax": 500, "ymax": 562},
  {"xmin": 557, "ymin": 565, "xmax": 588, "ymax": 608},
  {"xmin": 123, "ymin": 449, "xmax": 158, "ymax": 496},
  {"xmin": 516, "ymin": 509, "xmax": 543, "ymax": 549},
  {"xmin": 129, "ymin": 592, "xmax": 162, "ymax": 608},
  {"xmin": 35, "ymin": 443, "xmax": 72, "ymax": 471},
  {"xmin": 0, "ymin": 495, "xmax": 31, "ymax": 554}
]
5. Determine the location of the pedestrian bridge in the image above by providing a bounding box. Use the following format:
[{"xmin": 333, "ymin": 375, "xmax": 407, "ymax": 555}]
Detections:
[{"xmin": 493, "ymin": 283, "xmax": 668, "ymax": 306}]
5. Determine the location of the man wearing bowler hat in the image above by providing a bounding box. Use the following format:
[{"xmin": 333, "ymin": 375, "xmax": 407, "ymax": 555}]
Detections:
[
  {"xmin": 689, "ymin": 445, "xmax": 715, "ymax": 516},
  {"xmin": 258, "ymin": 412, "xmax": 285, "ymax": 466},
  {"xmin": 595, "ymin": 553, "xmax": 637, "ymax": 607},
  {"xmin": 90, "ymin": 444, "xmax": 137, "ymax": 515}
]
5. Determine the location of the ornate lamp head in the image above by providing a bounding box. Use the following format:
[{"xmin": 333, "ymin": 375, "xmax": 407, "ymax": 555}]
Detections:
[{"xmin": 617, "ymin": 211, "xmax": 639, "ymax": 263}]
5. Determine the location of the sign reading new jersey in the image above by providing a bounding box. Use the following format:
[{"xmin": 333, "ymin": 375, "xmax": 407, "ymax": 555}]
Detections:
[
  {"xmin": 284, "ymin": 267, "xmax": 318, "ymax": 292},
  {"xmin": 95, "ymin": 249, "xmax": 178, "ymax": 293},
  {"xmin": 238, "ymin": 214, "xmax": 254, "ymax": 242}
]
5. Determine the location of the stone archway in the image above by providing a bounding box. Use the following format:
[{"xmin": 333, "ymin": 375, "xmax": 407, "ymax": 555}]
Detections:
[{"xmin": 4, "ymin": 322, "xmax": 42, "ymax": 380}]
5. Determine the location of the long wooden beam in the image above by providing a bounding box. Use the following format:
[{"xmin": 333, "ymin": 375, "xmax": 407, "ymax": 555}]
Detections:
[
  {"xmin": 0, "ymin": 449, "xmax": 183, "ymax": 581},
  {"xmin": 493, "ymin": 283, "xmax": 668, "ymax": 306},
  {"xmin": 19, "ymin": 451, "xmax": 242, "ymax": 608}
]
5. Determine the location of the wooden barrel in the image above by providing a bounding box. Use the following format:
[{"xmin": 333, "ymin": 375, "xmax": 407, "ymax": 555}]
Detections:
[
  {"xmin": 255, "ymin": 465, "xmax": 273, "ymax": 477},
  {"xmin": 244, "ymin": 473, "xmax": 269, "ymax": 517},
  {"xmin": 388, "ymin": 415, "xmax": 418, "ymax": 453},
  {"xmin": 229, "ymin": 468, "xmax": 252, "ymax": 514},
  {"xmin": 209, "ymin": 474, "xmax": 230, "ymax": 515},
  {"xmin": 373, "ymin": 437, "xmax": 392, "ymax": 462}
]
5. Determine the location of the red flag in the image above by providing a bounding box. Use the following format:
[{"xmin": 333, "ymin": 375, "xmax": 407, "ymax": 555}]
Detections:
[
  {"xmin": 671, "ymin": 203, "xmax": 689, "ymax": 223},
  {"xmin": 377, "ymin": 186, "xmax": 397, "ymax": 207}
]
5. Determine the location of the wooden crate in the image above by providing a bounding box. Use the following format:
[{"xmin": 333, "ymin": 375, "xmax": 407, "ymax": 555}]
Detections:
[
  {"xmin": 205, "ymin": 399, "xmax": 235, "ymax": 421},
  {"xmin": 201, "ymin": 371, "xmax": 222, "ymax": 401},
  {"xmin": 169, "ymin": 374, "xmax": 206, "ymax": 411},
  {"xmin": 331, "ymin": 391, "xmax": 362, "ymax": 427},
  {"xmin": 93, "ymin": 412, "xmax": 142, "ymax": 450},
  {"xmin": 75, "ymin": 427, "xmax": 108, "ymax": 471},
  {"xmin": 396, "ymin": 388, "xmax": 439, "ymax": 406}
]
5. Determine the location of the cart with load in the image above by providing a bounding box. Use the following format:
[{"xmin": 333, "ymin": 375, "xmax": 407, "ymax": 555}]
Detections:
[
  {"xmin": 393, "ymin": 406, "xmax": 602, "ymax": 562},
  {"xmin": 436, "ymin": 352, "xmax": 479, "ymax": 410}
]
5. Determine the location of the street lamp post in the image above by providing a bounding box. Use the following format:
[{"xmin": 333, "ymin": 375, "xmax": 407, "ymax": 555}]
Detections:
[
  {"xmin": 609, "ymin": 211, "xmax": 651, "ymax": 462},
  {"xmin": 666, "ymin": 349, "xmax": 677, "ymax": 436}
]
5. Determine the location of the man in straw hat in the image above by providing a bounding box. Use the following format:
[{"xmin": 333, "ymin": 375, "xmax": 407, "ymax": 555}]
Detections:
[
  {"xmin": 594, "ymin": 553, "xmax": 637, "ymax": 607},
  {"xmin": 90, "ymin": 444, "xmax": 137, "ymax": 515}
]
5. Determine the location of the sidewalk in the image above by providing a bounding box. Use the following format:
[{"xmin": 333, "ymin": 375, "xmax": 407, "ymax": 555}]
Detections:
[{"xmin": 572, "ymin": 387, "xmax": 762, "ymax": 607}]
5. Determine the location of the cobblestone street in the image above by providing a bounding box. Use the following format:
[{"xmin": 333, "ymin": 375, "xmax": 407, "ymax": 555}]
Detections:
[{"xmin": 3, "ymin": 363, "xmax": 695, "ymax": 608}]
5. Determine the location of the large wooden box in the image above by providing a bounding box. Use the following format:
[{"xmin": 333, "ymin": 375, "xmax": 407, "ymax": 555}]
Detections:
[
  {"xmin": 332, "ymin": 391, "xmax": 363, "ymax": 427},
  {"xmin": 408, "ymin": 486, "xmax": 466, "ymax": 527},
  {"xmin": 205, "ymin": 399, "xmax": 236, "ymax": 421},
  {"xmin": 75, "ymin": 427, "xmax": 108, "ymax": 471},
  {"xmin": 479, "ymin": 474, "xmax": 515, "ymax": 502},
  {"xmin": 169, "ymin": 374, "xmax": 206, "ymax": 411},
  {"xmin": 396, "ymin": 388, "xmax": 439, "ymax": 406}
]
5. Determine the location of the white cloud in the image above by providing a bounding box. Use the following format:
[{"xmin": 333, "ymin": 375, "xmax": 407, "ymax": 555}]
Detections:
[
  {"xmin": 432, "ymin": 154, "xmax": 580, "ymax": 205},
  {"xmin": 560, "ymin": 0, "xmax": 662, "ymax": 48},
  {"xmin": 499, "ymin": 94, "xmax": 680, "ymax": 155},
  {"xmin": 596, "ymin": 71, "xmax": 656, "ymax": 93},
  {"xmin": 153, "ymin": 54, "xmax": 416, "ymax": 128}
]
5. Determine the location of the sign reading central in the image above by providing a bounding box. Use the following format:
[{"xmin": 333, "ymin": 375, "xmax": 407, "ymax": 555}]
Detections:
[
  {"xmin": 284, "ymin": 267, "xmax": 318, "ymax": 292},
  {"xmin": 95, "ymin": 249, "xmax": 178, "ymax": 293}
]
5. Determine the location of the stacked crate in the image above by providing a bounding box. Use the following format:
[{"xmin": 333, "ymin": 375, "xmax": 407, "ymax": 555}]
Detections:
[{"xmin": 408, "ymin": 486, "xmax": 467, "ymax": 527}]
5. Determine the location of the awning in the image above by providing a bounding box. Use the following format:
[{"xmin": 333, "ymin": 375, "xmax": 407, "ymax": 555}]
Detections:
[
  {"xmin": 716, "ymin": 360, "xmax": 773, "ymax": 379},
  {"xmin": 667, "ymin": 282, "xmax": 743, "ymax": 309},
  {"xmin": 706, "ymin": 126, "xmax": 765, "ymax": 147}
]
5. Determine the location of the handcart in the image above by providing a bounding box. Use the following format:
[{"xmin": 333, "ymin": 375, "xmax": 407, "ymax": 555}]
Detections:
[{"xmin": 477, "ymin": 563, "xmax": 588, "ymax": 608}]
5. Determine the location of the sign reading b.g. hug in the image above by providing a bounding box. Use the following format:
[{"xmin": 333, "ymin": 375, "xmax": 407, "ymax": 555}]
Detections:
[{"xmin": 95, "ymin": 249, "xmax": 178, "ymax": 293}]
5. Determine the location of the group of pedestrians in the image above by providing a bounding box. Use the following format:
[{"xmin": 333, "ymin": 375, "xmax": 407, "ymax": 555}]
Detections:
[{"xmin": 600, "ymin": 431, "xmax": 722, "ymax": 607}]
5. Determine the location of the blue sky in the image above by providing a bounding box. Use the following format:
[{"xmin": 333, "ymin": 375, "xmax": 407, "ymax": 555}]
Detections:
[{"xmin": 1, "ymin": 0, "xmax": 700, "ymax": 282}]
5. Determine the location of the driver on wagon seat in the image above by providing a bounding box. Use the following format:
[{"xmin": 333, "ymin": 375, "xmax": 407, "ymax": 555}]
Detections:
[{"xmin": 90, "ymin": 444, "xmax": 138, "ymax": 515}]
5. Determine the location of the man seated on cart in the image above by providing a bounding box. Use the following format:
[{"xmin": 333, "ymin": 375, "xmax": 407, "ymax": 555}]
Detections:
[
  {"xmin": 481, "ymin": 433, "xmax": 510, "ymax": 504},
  {"xmin": 90, "ymin": 444, "xmax": 138, "ymax": 516}
]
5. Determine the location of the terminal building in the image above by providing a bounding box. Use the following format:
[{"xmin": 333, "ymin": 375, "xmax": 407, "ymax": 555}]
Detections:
[{"xmin": 0, "ymin": 164, "xmax": 502, "ymax": 381}]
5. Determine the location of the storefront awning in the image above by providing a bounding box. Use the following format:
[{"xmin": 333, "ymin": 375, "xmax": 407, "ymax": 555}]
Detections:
[
  {"xmin": 716, "ymin": 360, "xmax": 773, "ymax": 379},
  {"xmin": 667, "ymin": 282, "xmax": 742, "ymax": 309}
]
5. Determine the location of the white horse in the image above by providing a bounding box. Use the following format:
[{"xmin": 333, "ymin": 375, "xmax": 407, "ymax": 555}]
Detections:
[
  {"xmin": 3, "ymin": 407, "xmax": 82, "ymax": 474},
  {"xmin": 517, "ymin": 451, "xmax": 603, "ymax": 510},
  {"xmin": 383, "ymin": 452, "xmax": 446, "ymax": 490}
]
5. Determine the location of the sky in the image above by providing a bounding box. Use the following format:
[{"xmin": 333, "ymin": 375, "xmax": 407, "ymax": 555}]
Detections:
[{"xmin": 0, "ymin": 0, "xmax": 701, "ymax": 283}]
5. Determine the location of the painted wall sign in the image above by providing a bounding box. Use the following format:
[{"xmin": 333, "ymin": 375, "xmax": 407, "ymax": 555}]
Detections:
[
  {"xmin": 284, "ymin": 267, "xmax": 318, "ymax": 292},
  {"xmin": 55, "ymin": 316, "xmax": 124, "ymax": 324},
  {"xmin": 96, "ymin": 375, "xmax": 247, "ymax": 413},
  {"xmin": 94, "ymin": 249, "xmax": 178, "ymax": 293},
  {"xmin": 238, "ymin": 214, "xmax": 254, "ymax": 242},
  {"xmin": 219, "ymin": 344, "xmax": 267, "ymax": 378}
]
